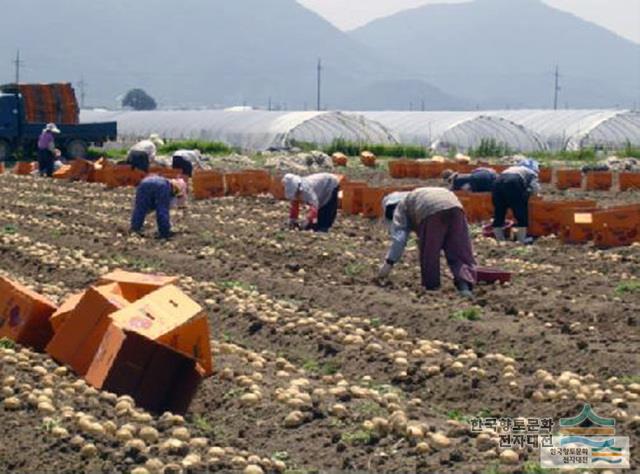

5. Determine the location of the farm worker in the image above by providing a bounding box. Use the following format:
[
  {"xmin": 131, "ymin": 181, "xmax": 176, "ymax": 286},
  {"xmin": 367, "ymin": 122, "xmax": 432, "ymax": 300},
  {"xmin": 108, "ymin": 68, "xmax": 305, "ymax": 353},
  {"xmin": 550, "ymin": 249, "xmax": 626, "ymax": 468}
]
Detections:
[
  {"xmin": 127, "ymin": 133, "xmax": 165, "ymax": 172},
  {"xmin": 130, "ymin": 175, "xmax": 187, "ymax": 239},
  {"xmin": 172, "ymin": 149, "xmax": 204, "ymax": 177},
  {"xmin": 492, "ymin": 158, "xmax": 540, "ymax": 244},
  {"xmin": 283, "ymin": 172, "xmax": 340, "ymax": 233},
  {"xmin": 378, "ymin": 188, "xmax": 476, "ymax": 297},
  {"xmin": 37, "ymin": 123, "xmax": 60, "ymax": 177},
  {"xmin": 442, "ymin": 167, "xmax": 497, "ymax": 192}
]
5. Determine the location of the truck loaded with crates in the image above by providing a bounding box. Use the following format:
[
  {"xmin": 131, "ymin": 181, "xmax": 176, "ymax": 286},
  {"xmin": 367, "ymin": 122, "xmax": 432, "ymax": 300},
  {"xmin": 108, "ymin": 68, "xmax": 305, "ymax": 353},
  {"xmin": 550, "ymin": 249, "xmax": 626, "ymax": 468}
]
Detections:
[{"xmin": 0, "ymin": 83, "xmax": 117, "ymax": 161}]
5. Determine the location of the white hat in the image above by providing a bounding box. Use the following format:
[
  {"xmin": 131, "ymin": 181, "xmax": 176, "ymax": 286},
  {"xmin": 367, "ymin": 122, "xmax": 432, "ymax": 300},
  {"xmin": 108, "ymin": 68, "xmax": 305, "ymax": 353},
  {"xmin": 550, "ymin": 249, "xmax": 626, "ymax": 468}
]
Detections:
[
  {"xmin": 282, "ymin": 174, "xmax": 303, "ymax": 201},
  {"xmin": 382, "ymin": 192, "xmax": 409, "ymax": 221},
  {"xmin": 149, "ymin": 133, "xmax": 165, "ymax": 147},
  {"xmin": 45, "ymin": 123, "xmax": 61, "ymax": 134}
]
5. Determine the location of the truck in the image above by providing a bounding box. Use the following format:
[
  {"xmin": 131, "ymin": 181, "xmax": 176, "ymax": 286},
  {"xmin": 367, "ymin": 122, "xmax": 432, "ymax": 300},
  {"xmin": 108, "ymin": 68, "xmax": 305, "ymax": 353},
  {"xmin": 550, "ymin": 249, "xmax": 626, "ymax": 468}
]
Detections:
[{"xmin": 0, "ymin": 83, "xmax": 117, "ymax": 161}]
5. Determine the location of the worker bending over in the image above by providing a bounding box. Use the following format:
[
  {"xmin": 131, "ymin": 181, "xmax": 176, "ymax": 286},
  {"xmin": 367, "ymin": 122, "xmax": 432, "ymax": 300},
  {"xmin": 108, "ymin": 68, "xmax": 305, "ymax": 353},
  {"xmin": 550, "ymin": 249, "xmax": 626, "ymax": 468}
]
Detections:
[
  {"xmin": 130, "ymin": 175, "xmax": 187, "ymax": 239},
  {"xmin": 127, "ymin": 134, "xmax": 165, "ymax": 171},
  {"xmin": 37, "ymin": 123, "xmax": 61, "ymax": 177},
  {"xmin": 283, "ymin": 173, "xmax": 340, "ymax": 233},
  {"xmin": 442, "ymin": 167, "xmax": 497, "ymax": 192},
  {"xmin": 492, "ymin": 159, "xmax": 540, "ymax": 244},
  {"xmin": 378, "ymin": 187, "xmax": 476, "ymax": 297},
  {"xmin": 172, "ymin": 149, "xmax": 205, "ymax": 177}
]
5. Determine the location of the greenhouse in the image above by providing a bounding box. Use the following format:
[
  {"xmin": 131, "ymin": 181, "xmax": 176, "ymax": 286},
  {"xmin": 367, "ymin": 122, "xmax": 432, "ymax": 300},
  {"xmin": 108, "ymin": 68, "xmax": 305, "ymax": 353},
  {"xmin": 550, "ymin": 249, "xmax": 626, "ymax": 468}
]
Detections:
[
  {"xmin": 80, "ymin": 109, "xmax": 396, "ymax": 151},
  {"xmin": 491, "ymin": 110, "xmax": 640, "ymax": 151},
  {"xmin": 359, "ymin": 112, "xmax": 548, "ymax": 152}
]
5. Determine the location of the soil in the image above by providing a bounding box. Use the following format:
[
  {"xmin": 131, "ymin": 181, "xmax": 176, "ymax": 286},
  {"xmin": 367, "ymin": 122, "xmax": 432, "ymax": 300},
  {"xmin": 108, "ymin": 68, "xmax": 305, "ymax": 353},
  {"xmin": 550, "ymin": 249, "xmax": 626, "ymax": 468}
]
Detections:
[{"xmin": 0, "ymin": 172, "xmax": 638, "ymax": 473}]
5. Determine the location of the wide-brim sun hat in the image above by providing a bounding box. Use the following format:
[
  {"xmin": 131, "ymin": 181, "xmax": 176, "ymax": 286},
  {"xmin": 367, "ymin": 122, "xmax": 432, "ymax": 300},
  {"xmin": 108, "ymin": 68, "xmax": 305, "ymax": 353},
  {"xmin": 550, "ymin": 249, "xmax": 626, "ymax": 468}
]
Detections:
[{"xmin": 45, "ymin": 123, "xmax": 61, "ymax": 134}]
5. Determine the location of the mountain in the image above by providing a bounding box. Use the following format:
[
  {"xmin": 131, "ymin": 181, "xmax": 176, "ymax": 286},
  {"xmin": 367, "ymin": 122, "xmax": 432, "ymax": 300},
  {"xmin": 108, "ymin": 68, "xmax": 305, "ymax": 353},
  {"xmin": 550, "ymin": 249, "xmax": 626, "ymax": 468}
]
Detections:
[
  {"xmin": 0, "ymin": 0, "xmax": 464, "ymax": 110},
  {"xmin": 351, "ymin": 0, "xmax": 640, "ymax": 109}
]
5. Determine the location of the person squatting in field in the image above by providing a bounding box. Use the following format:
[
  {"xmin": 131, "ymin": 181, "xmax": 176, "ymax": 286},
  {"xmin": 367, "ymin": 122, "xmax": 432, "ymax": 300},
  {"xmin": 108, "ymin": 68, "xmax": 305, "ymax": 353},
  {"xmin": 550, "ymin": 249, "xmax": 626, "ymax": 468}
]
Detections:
[
  {"xmin": 378, "ymin": 187, "xmax": 476, "ymax": 298},
  {"xmin": 130, "ymin": 175, "xmax": 187, "ymax": 239},
  {"xmin": 441, "ymin": 167, "xmax": 497, "ymax": 193},
  {"xmin": 283, "ymin": 173, "xmax": 341, "ymax": 233},
  {"xmin": 37, "ymin": 123, "xmax": 61, "ymax": 177},
  {"xmin": 492, "ymin": 158, "xmax": 540, "ymax": 244}
]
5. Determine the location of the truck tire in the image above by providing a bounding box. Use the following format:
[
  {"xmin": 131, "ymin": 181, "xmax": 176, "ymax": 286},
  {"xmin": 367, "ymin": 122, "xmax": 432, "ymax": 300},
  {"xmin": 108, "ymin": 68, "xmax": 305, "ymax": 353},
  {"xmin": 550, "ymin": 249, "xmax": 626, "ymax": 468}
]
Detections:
[
  {"xmin": 66, "ymin": 139, "xmax": 88, "ymax": 159},
  {"xmin": 0, "ymin": 139, "xmax": 11, "ymax": 162}
]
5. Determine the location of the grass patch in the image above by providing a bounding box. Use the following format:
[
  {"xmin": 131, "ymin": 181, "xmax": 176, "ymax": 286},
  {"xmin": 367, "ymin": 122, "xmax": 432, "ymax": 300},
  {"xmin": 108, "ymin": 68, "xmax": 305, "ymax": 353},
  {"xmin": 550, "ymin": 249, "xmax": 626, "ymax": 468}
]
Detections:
[
  {"xmin": 0, "ymin": 338, "xmax": 16, "ymax": 349},
  {"xmin": 158, "ymin": 140, "xmax": 233, "ymax": 156},
  {"xmin": 1, "ymin": 225, "xmax": 17, "ymax": 235},
  {"xmin": 192, "ymin": 414, "xmax": 215, "ymax": 434},
  {"xmin": 219, "ymin": 280, "xmax": 257, "ymax": 292},
  {"xmin": 344, "ymin": 263, "xmax": 366, "ymax": 277},
  {"xmin": 340, "ymin": 429, "xmax": 375, "ymax": 446},
  {"xmin": 271, "ymin": 451, "xmax": 290, "ymax": 462},
  {"xmin": 619, "ymin": 375, "xmax": 640, "ymax": 385},
  {"xmin": 354, "ymin": 401, "xmax": 386, "ymax": 418},
  {"xmin": 469, "ymin": 138, "xmax": 512, "ymax": 158},
  {"xmin": 482, "ymin": 463, "xmax": 503, "ymax": 474},
  {"xmin": 370, "ymin": 318, "xmax": 382, "ymax": 328},
  {"xmin": 87, "ymin": 147, "xmax": 128, "ymax": 160},
  {"xmin": 302, "ymin": 359, "xmax": 340, "ymax": 376},
  {"xmin": 222, "ymin": 388, "xmax": 243, "ymax": 401},
  {"xmin": 323, "ymin": 139, "xmax": 430, "ymax": 159},
  {"xmin": 450, "ymin": 307, "xmax": 482, "ymax": 321},
  {"xmin": 41, "ymin": 418, "xmax": 61, "ymax": 433},
  {"xmin": 615, "ymin": 280, "xmax": 640, "ymax": 295},
  {"xmin": 523, "ymin": 462, "xmax": 554, "ymax": 474}
]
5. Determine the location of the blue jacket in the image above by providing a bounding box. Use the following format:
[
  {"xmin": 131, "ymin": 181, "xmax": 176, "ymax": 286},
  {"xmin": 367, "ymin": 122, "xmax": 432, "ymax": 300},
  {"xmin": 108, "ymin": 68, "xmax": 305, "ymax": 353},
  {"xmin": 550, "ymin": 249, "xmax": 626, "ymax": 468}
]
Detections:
[{"xmin": 130, "ymin": 175, "xmax": 172, "ymax": 238}]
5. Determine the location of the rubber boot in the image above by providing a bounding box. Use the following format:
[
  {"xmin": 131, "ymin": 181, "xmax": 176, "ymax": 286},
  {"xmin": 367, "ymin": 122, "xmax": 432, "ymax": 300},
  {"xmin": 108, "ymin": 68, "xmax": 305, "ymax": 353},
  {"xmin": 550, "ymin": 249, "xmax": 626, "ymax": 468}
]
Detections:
[
  {"xmin": 493, "ymin": 227, "xmax": 506, "ymax": 241},
  {"xmin": 456, "ymin": 281, "xmax": 473, "ymax": 299},
  {"xmin": 515, "ymin": 227, "xmax": 532, "ymax": 245}
]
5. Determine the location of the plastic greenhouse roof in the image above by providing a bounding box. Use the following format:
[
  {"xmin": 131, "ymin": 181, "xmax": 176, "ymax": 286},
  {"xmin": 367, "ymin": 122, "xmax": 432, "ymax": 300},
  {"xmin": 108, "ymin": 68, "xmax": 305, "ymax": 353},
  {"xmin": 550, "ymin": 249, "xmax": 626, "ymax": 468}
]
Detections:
[
  {"xmin": 80, "ymin": 109, "xmax": 396, "ymax": 151},
  {"xmin": 359, "ymin": 112, "xmax": 548, "ymax": 152}
]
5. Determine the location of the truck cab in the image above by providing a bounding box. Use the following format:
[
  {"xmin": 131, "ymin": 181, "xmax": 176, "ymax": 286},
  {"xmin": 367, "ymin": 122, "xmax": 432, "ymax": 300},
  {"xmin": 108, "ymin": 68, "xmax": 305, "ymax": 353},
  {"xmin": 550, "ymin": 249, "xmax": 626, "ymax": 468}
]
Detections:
[{"xmin": 0, "ymin": 94, "xmax": 21, "ymax": 158}]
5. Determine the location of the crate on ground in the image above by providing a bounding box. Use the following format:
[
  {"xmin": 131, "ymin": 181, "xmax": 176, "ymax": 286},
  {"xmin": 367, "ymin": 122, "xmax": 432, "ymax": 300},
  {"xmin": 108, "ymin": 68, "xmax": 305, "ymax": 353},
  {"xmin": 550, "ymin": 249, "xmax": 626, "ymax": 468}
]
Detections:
[
  {"xmin": 619, "ymin": 172, "xmax": 640, "ymax": 191},
  {"xmin": 593, "ymin": 205, "xmax": 640, "ymax": 249},
  {"xmin": 0, "ymin": 276, "xmax": 57, "ymax": 351},
  {"xmin": 529, "ymin": 199, "xmax": 597, "ymax": 237},
  {"xmin": 539, "ymin": 168, "xmax": 552, "ymax": 183},
  {"xmin": 104, "ymin": 164, "xmax": 145, "ymax": 189},
  {"xmin": 404, "ymin": 160, "xmax": 421, "ymax": 178},
  {"xmin": 388, "ymin": 160, "xmax": 406, "ymax": 179},
  {"xmin": 555, "ymin": 169, "xmax": 582, "ymax": 190},
  {"xmin": 85, "ymin": 324, "xmax": 203, "ymax": 414},
  {"xmin": 269, "ymin": 175, "xmax": 286, "ymax": 200},
  {"xmin": 225, "ymin": 170, "xmax": 270, "ymax": 196},
  {"xmin": 418, "ymin": 161, "xmax": 445, "ymax": 179},
  {"xmin": 360, "ymin": 151, "xmax": 376, "ymax": 168},
  {"xmin": 340, "ymin": 181, "xmax": 368, "ymax": 215},
  {"xmin": 150, "ymin": 166, "xmax": 184, "ymax": 180},
  {"xmin": 192, "ymin": 170, "xmax": 225, "ymax": 200},
  {"xmin": 361, "ymin": 187, "xmax": 388, "ymax": 218},
  {"xmin": 14, "ymin": 161, "xmax": 37, "ymax": 175},
  {"xmin": 584, "ymin": 171, "xmax": 613, "ymax": 191},
  {"xmin": 332, "ymin": 153, "xmax": 348, "ymax": 167},
  {"xmin": 558, "ymin": 207, "xmax": 600, "ymax": 244}
]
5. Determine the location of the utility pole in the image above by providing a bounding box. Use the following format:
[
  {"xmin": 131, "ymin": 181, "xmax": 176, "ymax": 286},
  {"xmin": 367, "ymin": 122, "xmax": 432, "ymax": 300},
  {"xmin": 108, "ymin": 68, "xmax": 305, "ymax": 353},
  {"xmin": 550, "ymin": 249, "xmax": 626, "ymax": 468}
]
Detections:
[
  {"xmin": 13, "ymin": 50, "xmax": 24, "ymax": 84},
  {"xmin": 421, "ymin": 99, "xmax": 426, "ymax": 112},
  {"xmin": 316, "ymin": 58, "xmax": 322, "ymax": 111},
  {"xmin": 553, "ymin": 65, "xmax": 561, "ymax": 110},
  {"xmin": 268, "ymin": 97, "xmax": 272, "ymax": 111},
  {"xmin": 78, "ymin": 76, "xmax": 87, "ymax": 109}
]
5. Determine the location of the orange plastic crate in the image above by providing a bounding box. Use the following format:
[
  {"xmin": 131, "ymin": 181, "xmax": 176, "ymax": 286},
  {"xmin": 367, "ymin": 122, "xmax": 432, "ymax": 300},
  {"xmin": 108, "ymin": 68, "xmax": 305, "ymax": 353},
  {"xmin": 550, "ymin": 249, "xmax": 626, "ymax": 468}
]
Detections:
[
  {"xmin": 619, "ymin": 172, "xmax": 640, "ymax": 192},
  {"xmin": 192, "ymin": 170, "xmax": 225, "ymax": 200},
  {"xmin": 558, "ymin": 208, "xmax": 599, "ymax": 244},
  {"xmin": 529, "ymin": 200, "xmax": 596, "ymax": 237},
  {"xmin": 361, "ymin": 188, "xmax": 388, "ymax": 219},
  {"xmin": 556, "ymin": 169, "xmax": 582, "ymax": 190},
  {"xmin": 418, "ymin": 161, "xmax": 445, "ymax": 179},
  {"xmin": 404, "ymin": 160, "xmax": 420, "ymax": 178},
  {"xmin": 584, "ymin": 171, "xmax": 612, "ymax": 191},
  {"xmin": 388, "ymin": 160, "xmax": 405, "ymax": 179},
  {"xmin": 593, "ymin": 205, "xmax": 640, "ymax": 249},
  {"xmin": 539, "ymin": 168, "xmax": 552, "ymax": 184},
  {"xmin": 341, "ymin": 183, "xmax": 368, "ymax": 215},
  {"xmin": 104, "ymin": 166, "xmax": 145, "ymax": 189}
]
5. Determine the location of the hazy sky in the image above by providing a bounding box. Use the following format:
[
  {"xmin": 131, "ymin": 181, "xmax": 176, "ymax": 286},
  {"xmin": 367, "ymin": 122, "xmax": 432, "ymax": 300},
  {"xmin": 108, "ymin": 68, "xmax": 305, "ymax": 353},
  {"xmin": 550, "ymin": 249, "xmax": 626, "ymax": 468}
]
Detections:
[{"xmin": 299, "ymin": 0, "xmax": 640, "ymax": 43}]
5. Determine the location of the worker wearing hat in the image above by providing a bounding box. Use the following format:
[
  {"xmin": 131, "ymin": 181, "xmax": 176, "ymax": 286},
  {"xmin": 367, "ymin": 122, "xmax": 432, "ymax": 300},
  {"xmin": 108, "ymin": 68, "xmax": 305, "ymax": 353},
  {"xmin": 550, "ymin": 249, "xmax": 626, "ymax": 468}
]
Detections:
[
  {"xmin": 378, "ymin": 188, "xmax": 476, "ymax": 297},
  {"xmin": 283, "ymin": 173, "xmax": 340, "ymax": 232},
  {"xmin": 37, "ymin": 123, "xmax": 61, "ymax": 177},
  {"xmin": 127, "ymin": 133, "xmax": 165, "ymax": 172},
  {"xmin": 492, "ymin": 158, "xmax": 540, "ymax": 244},
  {"xmin": 442, "ymin": 167, "xmax": 497, "ymax": 193},
  {"xmin": 130, "ymin": 175, "xmax": 187, "ymax": 239}
]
